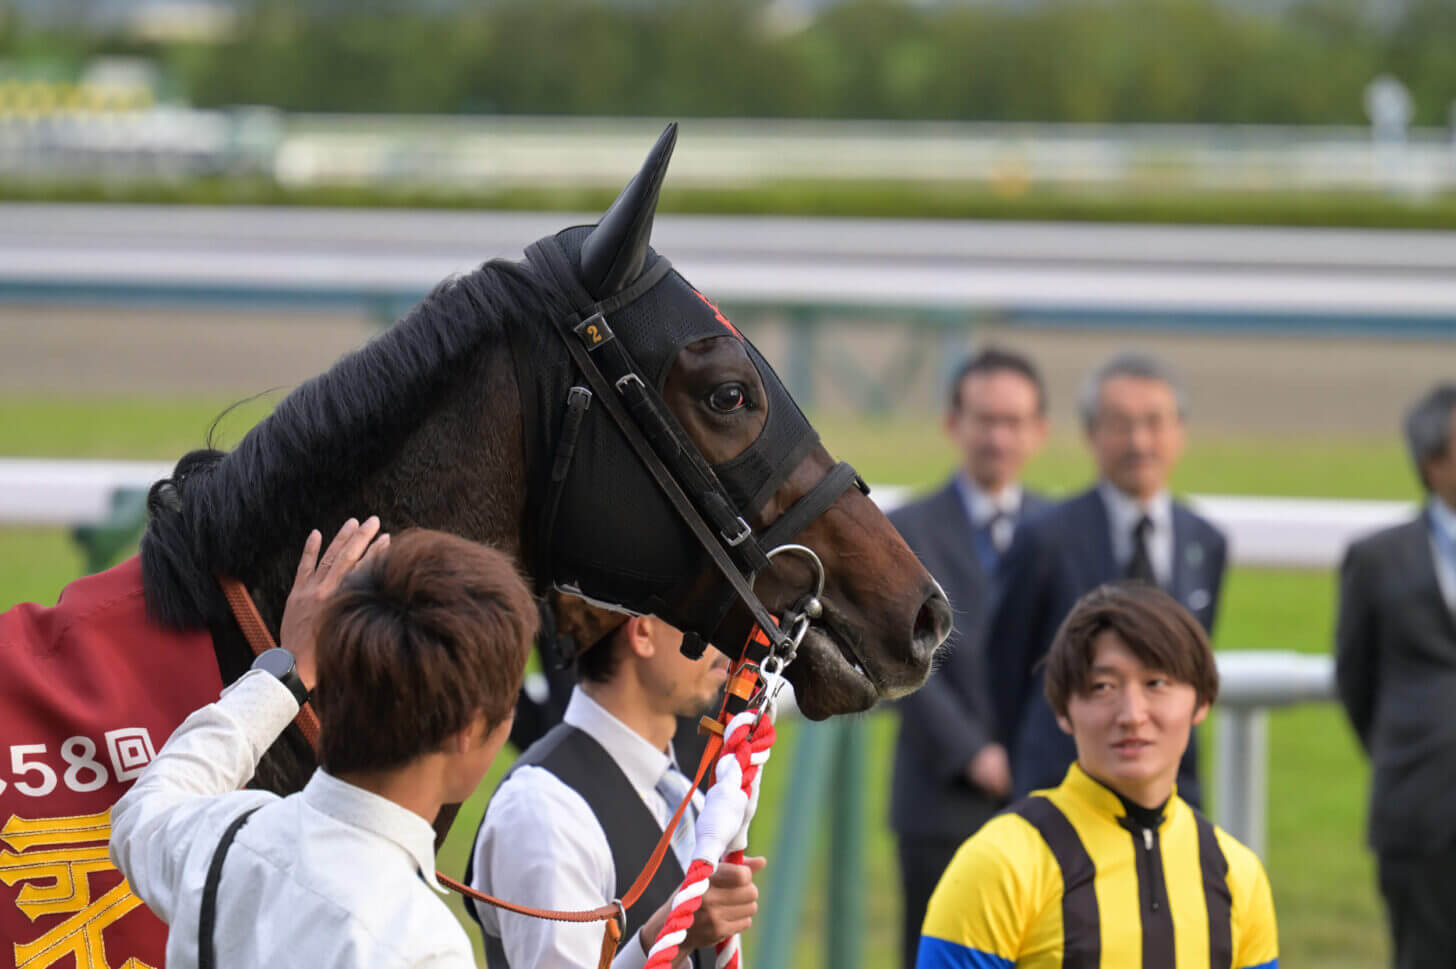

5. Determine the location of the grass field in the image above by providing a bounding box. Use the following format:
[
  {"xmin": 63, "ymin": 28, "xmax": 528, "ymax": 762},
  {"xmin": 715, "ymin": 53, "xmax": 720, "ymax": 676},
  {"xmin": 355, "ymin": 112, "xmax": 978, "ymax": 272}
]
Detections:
[
  {"xmin": 0, "ymin": 393, "xmax": 1408, "ymax": 967},
  {"xmin": 10, "ymin": 177, "xmax": 1456, "ymax": 231}
]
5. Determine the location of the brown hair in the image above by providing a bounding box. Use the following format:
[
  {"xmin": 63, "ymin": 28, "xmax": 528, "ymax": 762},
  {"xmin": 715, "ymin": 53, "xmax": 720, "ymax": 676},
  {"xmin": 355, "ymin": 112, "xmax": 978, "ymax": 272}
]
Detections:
[
  {"xmin": 313, "ymin": 529, "xmax": 538, "ymax": 775},
  {"xmin": 1043, "ymin": 582, "xmax": 1219, "ymax": 718}
]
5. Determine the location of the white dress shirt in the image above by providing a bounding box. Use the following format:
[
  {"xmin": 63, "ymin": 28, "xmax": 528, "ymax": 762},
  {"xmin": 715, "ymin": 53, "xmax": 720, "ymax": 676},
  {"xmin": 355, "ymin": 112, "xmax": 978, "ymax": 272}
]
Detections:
[
  {"xmin": 470, "ymin": 688, "xmax": 703, "ymax": 969},
  {"xmin": 1429, "ymin": 497, "xmax": 1456, "ymax": 613},
  {"xmin": 1100, "ymin": 481, "xmax": 1175, "ymax": 588},
  {"xmin": 955, "ymin": 472, "xmax": 1023, "ymax": 554},
  {"xmin": 110, "ymin": 670, "xmax": 472, "ymax": 969}
]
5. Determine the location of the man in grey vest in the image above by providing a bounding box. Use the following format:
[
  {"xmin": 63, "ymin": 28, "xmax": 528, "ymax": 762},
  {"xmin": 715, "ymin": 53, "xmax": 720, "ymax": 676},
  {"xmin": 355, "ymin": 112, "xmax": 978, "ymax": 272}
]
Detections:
[{"xmin": 467, "ymin": 616, "xmax": 763, "ymax": 969}]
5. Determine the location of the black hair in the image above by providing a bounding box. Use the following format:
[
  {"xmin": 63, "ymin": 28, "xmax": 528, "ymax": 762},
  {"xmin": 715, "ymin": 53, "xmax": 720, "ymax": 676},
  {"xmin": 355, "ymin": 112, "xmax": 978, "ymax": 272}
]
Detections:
[
  {"xmin": 948, "ymin": 346, "xmax": 1047, "ymax": 415},
  {"xmin": 576, "ymin": 625, "xmax": 625, "ymax": 684}
]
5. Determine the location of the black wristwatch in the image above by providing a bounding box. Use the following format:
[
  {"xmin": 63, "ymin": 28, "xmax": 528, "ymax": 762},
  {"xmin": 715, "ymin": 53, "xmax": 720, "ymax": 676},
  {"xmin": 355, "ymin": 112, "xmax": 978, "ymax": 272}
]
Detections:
[{"xmin": 252, "ymin": 648, "xmax": 311, "ymax": 707}]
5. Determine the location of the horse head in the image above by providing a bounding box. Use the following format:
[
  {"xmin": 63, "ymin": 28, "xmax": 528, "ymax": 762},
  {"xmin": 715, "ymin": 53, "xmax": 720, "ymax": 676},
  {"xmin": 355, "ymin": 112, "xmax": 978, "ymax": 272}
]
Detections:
[
  {"xmin": 140, "ymin": 125, "xmax": 949, "ymax": 742},
  {"xmin": 523, "ymin": 125, "xmax": 952, "ymax": 719}
]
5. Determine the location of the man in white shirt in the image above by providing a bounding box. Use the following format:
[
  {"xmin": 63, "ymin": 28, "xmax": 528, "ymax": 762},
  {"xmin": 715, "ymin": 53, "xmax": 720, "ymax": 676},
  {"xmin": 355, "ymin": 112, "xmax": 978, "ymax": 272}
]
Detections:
[
  {"xmin": 985, "ymin": 351, "xmax": 1228, "ymax": 805},
  {"xmin": 1336, "ymin": 383, "xmax": 1456, "ymax": 969},
  {"xmin": 467, "ymin": 616, "xmax": 763, "ymax": 969},
  {"xmin": 110, "ymin": 520, "xmax": 537, "ymax": 969}
]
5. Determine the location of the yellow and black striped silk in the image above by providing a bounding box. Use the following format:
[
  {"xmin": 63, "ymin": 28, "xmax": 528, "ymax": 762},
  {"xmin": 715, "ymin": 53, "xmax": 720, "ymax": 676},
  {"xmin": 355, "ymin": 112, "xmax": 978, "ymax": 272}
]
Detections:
[{"xmin": 919, "ymin": 764, "xmax": 1278, "ymax": 969}]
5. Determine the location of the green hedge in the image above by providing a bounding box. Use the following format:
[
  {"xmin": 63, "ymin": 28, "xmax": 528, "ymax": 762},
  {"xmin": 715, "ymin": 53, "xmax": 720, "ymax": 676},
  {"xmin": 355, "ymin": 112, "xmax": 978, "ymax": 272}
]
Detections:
[
  {"xmin": 9, "ymin": 176, "xmax": 1456, "ymax": 229},
  {"xmin": 10, "ymin": 0, "xmax": 1456, "ymax": 128}
]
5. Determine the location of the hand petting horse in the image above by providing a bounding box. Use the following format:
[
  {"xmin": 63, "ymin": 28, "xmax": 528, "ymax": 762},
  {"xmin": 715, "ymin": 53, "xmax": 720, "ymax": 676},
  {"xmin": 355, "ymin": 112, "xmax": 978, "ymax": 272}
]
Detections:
[{"xmin": 0, "ymin": 124, "xmax": 951, "ymax": 969}]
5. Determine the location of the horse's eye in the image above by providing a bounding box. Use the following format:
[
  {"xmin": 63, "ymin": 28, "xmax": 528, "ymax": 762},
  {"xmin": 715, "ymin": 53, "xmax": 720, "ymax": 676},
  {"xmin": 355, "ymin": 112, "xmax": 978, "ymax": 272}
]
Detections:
[{"xmin": 707, "ymin": 384, "xmax": 747, "ymax": 414}]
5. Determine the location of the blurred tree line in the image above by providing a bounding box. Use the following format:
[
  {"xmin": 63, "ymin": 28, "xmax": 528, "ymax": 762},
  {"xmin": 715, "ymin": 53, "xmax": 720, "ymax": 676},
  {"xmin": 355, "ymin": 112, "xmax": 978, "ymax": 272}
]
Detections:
[{"xmin": 4, "ymin": 0, "xmax": 1455, "ymax": 125}]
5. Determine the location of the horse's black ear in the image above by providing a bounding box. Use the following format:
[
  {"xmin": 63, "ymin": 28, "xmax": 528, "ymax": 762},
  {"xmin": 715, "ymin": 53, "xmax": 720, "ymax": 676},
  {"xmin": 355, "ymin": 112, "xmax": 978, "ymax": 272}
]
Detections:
[{"xmin": 579, "ymin": 122, "xmax": 677, "ymax": 299}]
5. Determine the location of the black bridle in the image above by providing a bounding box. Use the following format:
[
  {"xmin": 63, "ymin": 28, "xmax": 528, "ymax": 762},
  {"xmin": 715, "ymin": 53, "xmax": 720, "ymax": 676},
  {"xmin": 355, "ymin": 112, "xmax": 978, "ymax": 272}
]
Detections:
[{"xmin": 525, "ymin": 238, "xmax": 866, "ymax": 662}]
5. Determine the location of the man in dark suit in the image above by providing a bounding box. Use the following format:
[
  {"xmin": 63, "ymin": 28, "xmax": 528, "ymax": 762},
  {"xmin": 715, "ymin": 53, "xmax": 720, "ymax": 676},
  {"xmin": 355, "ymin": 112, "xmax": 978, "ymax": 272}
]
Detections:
[
  {"xmin": 1336, "ymin": 383, "xmax": 1456, "ymax": 969},
  {"xmin": 890, "ymin": 347, "xmax": 1050, "ymax": 969},
  {"xmin": 985, "ymin": 351, "xmax": 1227, "ymax": 806}
]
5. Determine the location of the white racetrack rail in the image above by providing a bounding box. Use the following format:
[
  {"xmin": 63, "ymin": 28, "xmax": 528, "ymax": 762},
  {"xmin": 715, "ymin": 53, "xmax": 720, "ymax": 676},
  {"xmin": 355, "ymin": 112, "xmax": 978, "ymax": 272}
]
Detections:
[{"xmin": 0, "ymin": 458, "xmax": 1411, "ymax": 570}]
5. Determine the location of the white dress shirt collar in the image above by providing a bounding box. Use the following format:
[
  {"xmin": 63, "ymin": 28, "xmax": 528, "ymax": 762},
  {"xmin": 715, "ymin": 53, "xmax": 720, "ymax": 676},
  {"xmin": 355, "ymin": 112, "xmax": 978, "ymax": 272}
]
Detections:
[
  {"xmin": 1430, "ymin": 495, "xmax": 1456, "ymax": 545},
  {"xmin": 564, "ymin": 687, "xmax": 673, "ymax": 803},
  {"xmin": 302, "ymin": 769, "xmax": 444, "ymax": 892},
  {"xmin": 955, "ymin": 471, "xmax": 1023, "ymax": 528},
  {"xmin": 1100, "ymin": 481, "xmax": 1173, "ymax": 537},
  {"xmin": 1099, "ymin": 481, "xmax": 1175, "ymax": 584},
  {"xmin": 1428, "ymin": 496, "xmax": 1456, "ymax": 612}
]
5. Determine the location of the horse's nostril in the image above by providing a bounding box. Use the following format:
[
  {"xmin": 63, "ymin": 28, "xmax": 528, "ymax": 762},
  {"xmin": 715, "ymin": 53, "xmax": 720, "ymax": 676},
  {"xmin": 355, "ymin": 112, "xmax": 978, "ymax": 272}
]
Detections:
[{"xmin": 912, "ymin": 591, "xmax": 953, "ymax": 657}]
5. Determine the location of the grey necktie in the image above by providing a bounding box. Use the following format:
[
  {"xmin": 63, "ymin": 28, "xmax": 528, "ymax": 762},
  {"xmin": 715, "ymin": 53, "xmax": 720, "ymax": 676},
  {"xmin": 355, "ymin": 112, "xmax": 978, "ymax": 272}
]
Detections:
[{"xmin": 655, "ymin": 766, "xmax": 698, "ymax": 870}]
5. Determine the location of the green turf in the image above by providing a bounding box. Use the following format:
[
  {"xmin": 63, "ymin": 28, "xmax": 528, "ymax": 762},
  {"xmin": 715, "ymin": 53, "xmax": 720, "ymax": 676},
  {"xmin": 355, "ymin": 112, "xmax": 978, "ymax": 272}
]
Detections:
[
  {"xmin": 0, "ymin": 392, "xmax": 1421, "ymax": 497},
  {"xmin": 813, "ymin": 413, "xmax": 1419, "ymax": 502},
  {"xmin": 0, "ymin": 393, "xmax": 1403, "ymax": 966},
  {"xmin": 0, "ymin": 394, "xmax": 280, "ymax": 460},
  {"xmin": 10, "ymin": 176, "xmax": 1456, "ymax": 231}
]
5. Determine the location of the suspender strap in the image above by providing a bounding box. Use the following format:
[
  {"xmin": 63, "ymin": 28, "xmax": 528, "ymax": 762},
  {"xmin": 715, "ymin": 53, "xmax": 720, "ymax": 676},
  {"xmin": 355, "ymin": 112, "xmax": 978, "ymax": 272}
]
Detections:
[
  {"xmin": 1194, "ymin": 810, "xmax": 1234, "ymax": 969},
  {"xmin": 199, "ymin": 807, "xmax": 260, "ymax": 969},
  {"xmin": 1009, "ymin": 796, "xmax": 1101, "ymax": 969}
]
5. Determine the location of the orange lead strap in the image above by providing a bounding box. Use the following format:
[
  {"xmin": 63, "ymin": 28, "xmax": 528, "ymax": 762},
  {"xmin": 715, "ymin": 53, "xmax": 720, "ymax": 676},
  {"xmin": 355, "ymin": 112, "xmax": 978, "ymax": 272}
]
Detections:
[
  {"xmin": 218, "ymin": 575, "xmax": 321, "ymax": 750},
  {"xmin": 644, "ymin": 619, "xmax": 782, "ymax": 969}
]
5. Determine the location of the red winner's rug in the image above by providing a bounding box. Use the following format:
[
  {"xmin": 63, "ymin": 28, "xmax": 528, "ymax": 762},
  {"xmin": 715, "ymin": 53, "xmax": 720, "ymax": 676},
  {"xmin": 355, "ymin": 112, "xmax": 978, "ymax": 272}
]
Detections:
[{"xmin": 0, "ymin": 557, "xmax": 221, "ymax": 969}]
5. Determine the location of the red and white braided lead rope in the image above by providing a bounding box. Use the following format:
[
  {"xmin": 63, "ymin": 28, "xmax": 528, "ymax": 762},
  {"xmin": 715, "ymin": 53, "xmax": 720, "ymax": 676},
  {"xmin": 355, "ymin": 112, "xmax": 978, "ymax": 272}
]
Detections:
[{"xmin": 645, "ymin": 706, "xmax": 779, "ymax": 969}]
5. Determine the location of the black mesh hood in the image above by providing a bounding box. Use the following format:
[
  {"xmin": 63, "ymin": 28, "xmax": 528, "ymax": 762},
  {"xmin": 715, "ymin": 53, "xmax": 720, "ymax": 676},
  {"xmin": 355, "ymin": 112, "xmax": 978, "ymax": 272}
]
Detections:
[{"xmin": 514, "ymin": 225, "xmax": 816, "ymax": 631}]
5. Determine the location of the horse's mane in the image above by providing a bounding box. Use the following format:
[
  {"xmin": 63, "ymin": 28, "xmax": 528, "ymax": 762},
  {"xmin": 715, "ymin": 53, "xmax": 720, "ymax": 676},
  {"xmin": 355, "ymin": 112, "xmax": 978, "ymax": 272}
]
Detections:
[{"xmin": 141, "ymin": 257, "xmax": 557, "ymax": 631}]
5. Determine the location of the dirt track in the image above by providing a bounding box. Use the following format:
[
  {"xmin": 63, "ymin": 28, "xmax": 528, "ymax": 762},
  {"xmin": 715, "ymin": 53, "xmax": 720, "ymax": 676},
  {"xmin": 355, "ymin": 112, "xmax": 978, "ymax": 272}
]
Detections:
[{"xmin": 1, "ymin": 304, "xmax": 1450, "ymax": 438}]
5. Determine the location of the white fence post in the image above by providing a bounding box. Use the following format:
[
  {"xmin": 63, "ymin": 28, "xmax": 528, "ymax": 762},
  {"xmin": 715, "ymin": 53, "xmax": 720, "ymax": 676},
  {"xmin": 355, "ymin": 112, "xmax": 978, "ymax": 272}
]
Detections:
[
  {"xmin": 1213, "ymin": 707, "xmax": 1270, "ymax": 857},
  {"xmin": 1213, "ymin": 651, "xmax": 1336, "ymax": 857}
]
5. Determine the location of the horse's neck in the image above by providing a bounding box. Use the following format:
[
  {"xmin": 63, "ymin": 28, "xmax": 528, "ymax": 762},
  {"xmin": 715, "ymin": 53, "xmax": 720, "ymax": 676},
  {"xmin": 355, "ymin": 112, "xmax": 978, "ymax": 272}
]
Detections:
[
  {"xmin": 248, "ymin": 348, "xmax": 531, "ymax": 635},
  {"xmin": 227, "ymin": 353, "xmax": 530, "ymax": 798}
]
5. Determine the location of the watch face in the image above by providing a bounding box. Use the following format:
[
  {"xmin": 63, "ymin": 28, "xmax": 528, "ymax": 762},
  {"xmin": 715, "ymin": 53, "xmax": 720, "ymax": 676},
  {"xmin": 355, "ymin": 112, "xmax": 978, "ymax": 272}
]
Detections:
[{"xmin": 256, "ymin": 648, "xmax": 295, "ymax": 679}]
